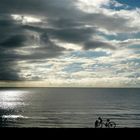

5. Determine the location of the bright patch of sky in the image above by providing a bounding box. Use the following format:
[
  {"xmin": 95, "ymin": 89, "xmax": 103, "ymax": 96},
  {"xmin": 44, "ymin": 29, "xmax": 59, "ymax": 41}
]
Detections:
[{"xmin": 117, "ymin": 0, "xmax": 140, "ymax": 8}]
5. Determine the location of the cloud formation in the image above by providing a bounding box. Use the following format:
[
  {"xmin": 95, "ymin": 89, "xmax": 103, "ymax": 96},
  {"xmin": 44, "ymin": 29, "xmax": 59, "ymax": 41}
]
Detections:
[{"xmin": 0, "ymin": 0, "xmax": 140, "ymax": 86}]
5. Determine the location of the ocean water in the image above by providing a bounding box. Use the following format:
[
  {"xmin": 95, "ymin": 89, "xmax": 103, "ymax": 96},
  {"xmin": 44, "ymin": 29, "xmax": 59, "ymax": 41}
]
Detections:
[{"xmin": 0, "ymin": 88, "xmax": 140, "ymax": 128}]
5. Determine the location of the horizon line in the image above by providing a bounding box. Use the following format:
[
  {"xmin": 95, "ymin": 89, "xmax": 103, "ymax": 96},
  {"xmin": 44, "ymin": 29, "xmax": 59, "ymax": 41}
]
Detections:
[{"xmin": 0, "ymin": 81, "xmax": 139, "ymax": 88}]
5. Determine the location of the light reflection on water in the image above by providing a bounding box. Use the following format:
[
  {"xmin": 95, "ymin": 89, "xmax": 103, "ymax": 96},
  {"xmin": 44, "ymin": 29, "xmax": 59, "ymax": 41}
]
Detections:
[
  {"xmin": 0, "ymin": 89, "xmax": 28, "ymax": 127},
  {"xmin": 2, "ymin": 115, "xmax": 29, "ymax": 119},
  {"xmin": 0, "ymin": 90, "xmax": 27, "ymax": 109}
]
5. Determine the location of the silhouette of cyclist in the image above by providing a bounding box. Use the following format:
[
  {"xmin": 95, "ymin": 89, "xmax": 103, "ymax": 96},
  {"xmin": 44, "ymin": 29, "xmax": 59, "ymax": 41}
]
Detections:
[
  {"xmin": 95, "ymin": 117, "xmax": 103, "ymax": 128},
  {"xmin": 95, "ymin": 120, "xmax": 99, "ymax": 128},
  {"xmin": 98, "ymin": 117, "xmax": 103, "ymax": 124},
  {"xmin": 105, "ymin": 119, "xmax": 110, "ymax": 128}
]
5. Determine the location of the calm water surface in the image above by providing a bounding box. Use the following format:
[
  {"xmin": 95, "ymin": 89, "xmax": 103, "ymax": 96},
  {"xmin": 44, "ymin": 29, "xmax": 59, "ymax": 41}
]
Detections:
[{"xmin": 0, "ymin": 88, "xmax": 140, "ymax": 128}]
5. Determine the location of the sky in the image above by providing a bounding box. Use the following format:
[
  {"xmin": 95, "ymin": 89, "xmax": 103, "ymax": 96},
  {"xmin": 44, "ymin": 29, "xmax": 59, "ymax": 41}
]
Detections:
[{"xmin": 0, "ymin": 0, "xmax": 140, "ymax": 87}]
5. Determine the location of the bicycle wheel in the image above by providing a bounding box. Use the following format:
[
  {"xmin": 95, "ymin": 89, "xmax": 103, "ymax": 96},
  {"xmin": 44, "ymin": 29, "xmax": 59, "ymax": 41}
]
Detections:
[
  {"xmin": 108, "ymin": 122, "xmax": 116, "ymax": 128},
  {"xmin": 97, "ymin": 123, "xmax": 103, "ymax": 128}
]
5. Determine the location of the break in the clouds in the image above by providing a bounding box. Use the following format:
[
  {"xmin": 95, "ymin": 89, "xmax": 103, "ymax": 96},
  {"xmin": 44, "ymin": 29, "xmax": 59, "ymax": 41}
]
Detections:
[{"xmin": 0, "ymin": 0, "xmax": 140, "ymax": 87}]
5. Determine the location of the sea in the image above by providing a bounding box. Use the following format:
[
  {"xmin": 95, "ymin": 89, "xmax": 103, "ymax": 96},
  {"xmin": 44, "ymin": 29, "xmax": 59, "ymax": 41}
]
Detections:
[{"xmin": 0, "ymin": 88, "xmax": 140, "ymax": 128}]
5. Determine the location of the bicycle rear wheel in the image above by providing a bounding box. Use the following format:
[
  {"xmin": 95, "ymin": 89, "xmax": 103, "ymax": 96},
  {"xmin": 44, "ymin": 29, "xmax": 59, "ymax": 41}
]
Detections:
[{"xmin": 108, "ymin": 122, "xmax": 116, "ymax": 128}]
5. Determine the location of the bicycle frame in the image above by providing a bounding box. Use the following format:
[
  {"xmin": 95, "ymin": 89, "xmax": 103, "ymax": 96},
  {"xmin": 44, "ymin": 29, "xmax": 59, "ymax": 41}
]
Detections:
[{"xmin": 96, "ymin": 120, "xmax": 116, "ymax": 128}]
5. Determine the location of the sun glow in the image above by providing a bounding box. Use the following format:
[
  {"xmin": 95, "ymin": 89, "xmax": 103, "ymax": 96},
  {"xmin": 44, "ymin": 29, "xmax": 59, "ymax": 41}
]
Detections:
[
  {"xmin": 0, "ymin": 90, "xmax": 27, "ymax": 109},
  {"xmin": 11, "ymin": 14, "xmax": 41, "ymax": 23}
]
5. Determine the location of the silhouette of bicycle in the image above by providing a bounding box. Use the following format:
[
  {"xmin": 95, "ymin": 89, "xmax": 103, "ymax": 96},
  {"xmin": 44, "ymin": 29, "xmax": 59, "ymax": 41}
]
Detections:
[{"xmin": 97, "ymin": 119, "xmax": 116, "ymax": 128}]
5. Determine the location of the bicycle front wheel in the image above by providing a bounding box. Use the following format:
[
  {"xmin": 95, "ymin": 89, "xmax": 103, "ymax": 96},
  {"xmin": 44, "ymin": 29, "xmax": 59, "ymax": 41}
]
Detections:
[{"xmin": 108, "ymin": 122, "xmax": 116, "ymax": 128}]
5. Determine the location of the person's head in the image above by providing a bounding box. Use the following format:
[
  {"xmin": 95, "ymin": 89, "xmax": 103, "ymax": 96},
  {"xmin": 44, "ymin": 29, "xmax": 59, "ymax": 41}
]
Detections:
[
  {"xmin": 107, "ymin": 119, "xmax": 110, "ymax": 122},
  {"xmin": 98, "ymin": 117, "xmax": 102, "ymax": 120}
]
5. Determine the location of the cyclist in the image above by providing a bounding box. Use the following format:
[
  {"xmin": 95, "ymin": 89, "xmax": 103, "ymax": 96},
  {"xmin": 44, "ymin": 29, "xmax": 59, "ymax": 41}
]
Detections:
[
  {"xmin": 95, "ymin": 117, "xmax": 103, "ymax": 128},
  {"xmin": 98, "ymin": 117, "xmax": 103, "ymax": 124},
  {"xmin": 95, "ymin": 120, "xmax": 99, "ymax": 128},
  {"xmin": 105, "ymin": 119, "xmax": 110, "ymax": 128}
]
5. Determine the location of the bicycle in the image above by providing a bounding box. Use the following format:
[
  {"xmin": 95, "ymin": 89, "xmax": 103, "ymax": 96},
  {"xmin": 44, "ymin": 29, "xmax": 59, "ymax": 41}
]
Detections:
[{"xmin": 95, "ymin": 118, "xmax": 116, "ymax": 128}]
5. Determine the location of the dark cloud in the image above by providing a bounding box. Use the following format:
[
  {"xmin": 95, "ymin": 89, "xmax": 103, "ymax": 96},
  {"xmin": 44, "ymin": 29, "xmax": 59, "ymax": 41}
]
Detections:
[
  {"xmin": 0, "ymin": 31, "xmax": 66, "ymax": 60},
  {"xmin": 0, "ymin": 18, "xmax": 14, "ymax": 27},
  {"xmin": 48, "ymin": 18, "xmax": 83, "ymax": 29},
  {"xmin": 0, "ymin": 61, "xmax": 20, "ymax": 80},
  {"xmin": 23, "ymin": 24, "xmax": 114, "ymax": 51},
  {"xmin": 84, "ymin": 41, "xmax": 116, "ymax": 50},
  {"xmin": 48, "ymin": 27, "xmax": 95, "ymax": 44},
  {"xmin": 0, "ymin": 15, "xmax": 21, "ymax": 40},
  {"xmin": 0, "ymin": 0, "xmax": 42, "ymax": 14},
  {"xmin": 0, "ymin": 35, "xmax": 27, "ymax": 47},
  {"xmin": 23, "ymin": 25, "xmax": 103, "ymax": 50},
  {"xmin": 0, "ymin": 0, "xmax": 79, "ymax": 18}
]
